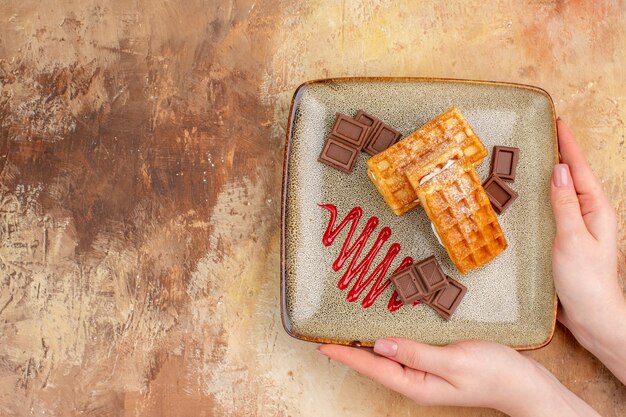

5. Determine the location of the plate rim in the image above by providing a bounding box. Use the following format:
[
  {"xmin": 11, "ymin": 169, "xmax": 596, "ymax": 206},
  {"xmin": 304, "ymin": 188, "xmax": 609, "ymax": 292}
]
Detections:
[{"xmin": 280, "ymin": 77, "xmax": 558, "ymax": 351}]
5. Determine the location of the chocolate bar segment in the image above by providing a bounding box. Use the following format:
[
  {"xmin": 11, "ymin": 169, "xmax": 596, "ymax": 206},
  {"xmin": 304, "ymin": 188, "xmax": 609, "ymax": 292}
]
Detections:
[
  {"xmin": 490, "ymin": 146, "xmax": 520, "ymax": 181},
  {"xmin": 331, "ymin": 113, "xmax": 370, "ymax": 150},
  {"xmin": 318, "ymin": 135, "xmax": 359, "ymax": 173},
  {"xmin": 355, "ymin": 110, "xmax": 382, "ymax": 146},
  {"xmin": 389, "ymin": 267, "xmax": 426, "ymax": 305},
  {"xmin": 483, "ymin": 174, "xmax": 518, "ymax": 214},
  {"xmin": 414, "ymin": 255, "xmax": 448, "ymax": 294},
  {"xmin": 390, "ymin": 256, "xmax": 452, "ymax": 305},
  {"xmin": 421, "ymin": 287, "xmax": 439, "ymax": 305},
  {"xmin": 355, "ymin": 110, "xmax": 382, "ymax": 130},
  {"xmin": 363, "ymin": 124, "xmax": 402, "ymax": 156},
  {"xmin": 428, "ymin": 276, "xmax": 467, "ymax": 320}
]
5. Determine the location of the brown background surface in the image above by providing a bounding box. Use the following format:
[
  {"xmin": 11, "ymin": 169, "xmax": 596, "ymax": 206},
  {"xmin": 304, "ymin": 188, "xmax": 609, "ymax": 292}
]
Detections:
[{"xmin": 0, "ymin": 1, "xmax": 624, "ymax": 416}]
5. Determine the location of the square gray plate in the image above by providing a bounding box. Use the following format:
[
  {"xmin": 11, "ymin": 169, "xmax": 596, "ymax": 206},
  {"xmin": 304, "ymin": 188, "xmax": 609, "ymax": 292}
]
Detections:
[{"xmin": 281, "ymin": 78, "xmax": 557, "ymax": 349}]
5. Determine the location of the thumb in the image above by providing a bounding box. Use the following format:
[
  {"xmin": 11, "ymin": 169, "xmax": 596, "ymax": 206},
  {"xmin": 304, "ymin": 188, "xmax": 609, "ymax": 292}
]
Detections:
[{"xmin": 550, "ymin": 164, "xmax": 586, "ymax": 239}]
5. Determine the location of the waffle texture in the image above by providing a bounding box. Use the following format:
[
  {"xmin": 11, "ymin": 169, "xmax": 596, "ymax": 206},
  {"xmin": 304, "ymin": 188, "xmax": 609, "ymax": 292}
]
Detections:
[
  {"xmin": 417, "ymin": 158, "xmax": 507, "ymax": 274},
  {"xmin": 367, "ymin": 106, "xmax": 488, "ymax": 215},
  {"xmin": 367, "ymin": 106, "xmax": 506, "ymax": 273}
]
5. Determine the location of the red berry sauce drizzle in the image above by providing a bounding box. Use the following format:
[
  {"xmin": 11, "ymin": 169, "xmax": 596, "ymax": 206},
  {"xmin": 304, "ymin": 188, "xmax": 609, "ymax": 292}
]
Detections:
[{"xmin": 319, "ymin": 203, "xmax": 420, "ymax": 312}]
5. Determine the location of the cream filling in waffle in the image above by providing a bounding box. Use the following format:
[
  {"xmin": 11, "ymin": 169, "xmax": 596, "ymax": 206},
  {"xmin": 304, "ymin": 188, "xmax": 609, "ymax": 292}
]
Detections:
[{"xmin": 419, "ymin": 158, "xmax": 457, "ymax": 186}]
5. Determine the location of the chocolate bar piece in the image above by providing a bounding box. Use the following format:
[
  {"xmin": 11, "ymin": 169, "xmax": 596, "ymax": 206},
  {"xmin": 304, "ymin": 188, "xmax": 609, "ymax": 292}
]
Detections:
[
  {"xmin": 318, "ymin": 135, "xmax": 359, "ymax": 173},
  {"xmin": 355, "ymin": 110, "xmax": 382, "ymax": 131},
  {"xmin": 427, "ymin": 276, "xmax": 467, "ymax": 320},
  {"xmin": 330, "ymin": 113, "xmax": 370, "ymax": 150},
  {"xmin": 490, "ymin": 146, "xmax": 520, "ymax": 181},
  {"xmin": 483, "ymin": 174, "xmax": 518, "ymax": 214},
  {"xmin": 390, "ymin": 256, "xmax": 450, "ymax": 305},
  {"xmin": 389, "ymin": 267, "xmax": 426, "ymax": 305},
  {"xmin": 363, "ymin": 124, "xmax": 402, "ymax": 156},
  {"xmin": 414, "ymin": 255, "xmax": 448, "ymax": 294},
  {"xmin": 355, "ymin": 110, "xmax": 403, "ymax": 156},
  {"xmin": 421, "ymin": 289, "xmax": 439, "ymax": 305},
  {"xmin": 355, "ymin": 110, "xmax": 382, "ymax": 146},
  {"xmin": 318, "ymin": 110, "xmax": 403, "ymax": 173}
]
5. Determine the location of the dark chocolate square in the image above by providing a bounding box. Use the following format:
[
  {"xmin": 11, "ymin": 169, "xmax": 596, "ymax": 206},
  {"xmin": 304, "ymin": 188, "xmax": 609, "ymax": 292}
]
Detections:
[
  {"xmin": 354, "ymin": 110, "xmax": 380, "ymax": 128},
  {"xmin": 483, "ymin": 174, "xmax": 518, "ymax": 214},
  {"xmin": 355, "ymin": 110, "xmax": 382, "ymax": 148},
  {"xmin": 490, "ymin": 146, "xmax": 520, "ymax": 181},
  {"xmin": 363, "ymin": 124, "xmax": 402, "ymax": 156},
  {"xmin": 389, "ymin": 267, "xmax": 426, "ymax": 305},
  {"xmin": 414, "ymin": 255, "xmax": 449, "ymax": 294},
  {"xmin": 330, "ymin": 113, "xmax": 370, "ymax": 150},
  {"xmin": 421, "ymin": 287, "xmax": 441, "ymax": 305},
  {"xmin": 318, "ymin": 135, "xmax": 359, "ymax": 173},
  {"xmin": 428, "ymin": 276, "xmax": 467, "ymax": 320}
]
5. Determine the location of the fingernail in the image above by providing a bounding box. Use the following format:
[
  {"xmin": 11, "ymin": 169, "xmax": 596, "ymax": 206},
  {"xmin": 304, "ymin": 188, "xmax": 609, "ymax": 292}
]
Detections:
[
  {"xmin": 553, "ymin": 164, "xmax": 569, "ymax": 187},
  {"xmin": 374, "ymin": 339, "xmax": 398, "ymax": 357}
]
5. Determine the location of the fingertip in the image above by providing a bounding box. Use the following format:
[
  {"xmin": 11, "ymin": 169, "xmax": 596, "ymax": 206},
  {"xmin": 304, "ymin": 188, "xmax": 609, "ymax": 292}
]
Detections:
[
  {"xmin": 374, "ymin": 338, "xmax": 399, "ymax": 357},
  {"xmin": 382, "ymin": 337, "xmax": 454, "ymax": 376},
  {"xmin": 556, "ymin": 119, "xmax": 579, "ymax": 155},
  {"xmin": 550, "ymin": 167, "xmax": 586, "ymax": 238},
  {"xmin": 316, "ymin": 344, "xmax": 349, "ymax": 361},
  {"xmin": 552, "ymin": 164, "xmax": 572, "ymax": 188},
  {"xmin": 556, "ymin": 120, "xmax": 589, "ymax": 169},
  {"xmin": 316, "ymin": 343, "xmax": 353, "ymax": 357},
  {"xmin": 556, "ymin": 118, "xmax": 573, "ymax": 138}
]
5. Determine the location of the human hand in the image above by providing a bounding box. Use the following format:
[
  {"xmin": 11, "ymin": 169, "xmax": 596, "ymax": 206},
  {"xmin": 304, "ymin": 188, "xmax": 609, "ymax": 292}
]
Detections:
[
  {"xmin": 318, "ymin": 338, "xmax": 600, "ymax": 416},
  {"xmin": 550, "ymin": 119, "xmax": 626, "ymax": 382}
]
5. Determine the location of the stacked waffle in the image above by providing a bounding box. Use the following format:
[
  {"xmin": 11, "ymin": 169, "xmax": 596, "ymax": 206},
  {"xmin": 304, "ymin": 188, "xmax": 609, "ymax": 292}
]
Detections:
[{"xmin": 367, "ymin": 106, "xmax": 507, "ymax": 274}]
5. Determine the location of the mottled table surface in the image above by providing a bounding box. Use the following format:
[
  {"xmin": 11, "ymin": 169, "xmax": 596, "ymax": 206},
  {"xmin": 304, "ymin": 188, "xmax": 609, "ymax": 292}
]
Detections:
[{"xmin": 0, "ymin": 1, "xmax": 624, "ymax": 416}]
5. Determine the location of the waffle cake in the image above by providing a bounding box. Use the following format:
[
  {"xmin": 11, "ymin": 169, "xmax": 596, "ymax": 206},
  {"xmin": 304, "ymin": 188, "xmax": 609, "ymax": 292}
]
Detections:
[
  {"xmin": 367, "ymin": 106, "xmax": 488, "ymax": 215},
  {"xmin": 416, "ymin": 158, "xmax": 507, "ymax": 274}
]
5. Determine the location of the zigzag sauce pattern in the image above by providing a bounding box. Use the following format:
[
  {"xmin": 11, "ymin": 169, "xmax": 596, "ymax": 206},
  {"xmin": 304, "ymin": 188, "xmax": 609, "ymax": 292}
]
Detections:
[{"xmin": 319, "ymin": 203, "xmax": 419, "ymax": 311}]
